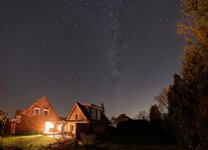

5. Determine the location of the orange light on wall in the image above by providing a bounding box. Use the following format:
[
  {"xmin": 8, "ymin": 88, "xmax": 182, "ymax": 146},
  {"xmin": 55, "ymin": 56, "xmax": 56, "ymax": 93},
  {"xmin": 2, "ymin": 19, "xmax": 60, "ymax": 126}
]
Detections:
[{"xmin": 45, "ymin": 121, "xmax": 54, "ymax": 133}]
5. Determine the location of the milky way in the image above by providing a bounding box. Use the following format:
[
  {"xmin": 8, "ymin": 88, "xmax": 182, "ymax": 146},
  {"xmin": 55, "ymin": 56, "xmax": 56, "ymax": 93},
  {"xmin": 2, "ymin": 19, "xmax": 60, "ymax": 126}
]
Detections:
[{"xmin": 0, "ymin": 0, "xmax": 183, "ymax": 118}]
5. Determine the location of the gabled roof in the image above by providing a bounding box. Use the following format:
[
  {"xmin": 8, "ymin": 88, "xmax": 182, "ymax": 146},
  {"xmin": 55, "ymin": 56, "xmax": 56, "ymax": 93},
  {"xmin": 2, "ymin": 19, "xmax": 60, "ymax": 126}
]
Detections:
[
  {"xmin": 16, "ymin": 96, "xmax": 59, "ymax": 118},
  {"xmin": 67, "ymin": 102, "xmax": 90, "ymax": 121},
  {"xmin": 15, "ymin": 110, "xmax": 22, "ymax": 116},
  {"xmin": 67, "ymin": 102, "xmax": 110, "ymax": 124},
  {"xmin": 59, "ymin": 117, "xmax": 67, "ymax": 121},
  {"xmin": 76, "ymin": 102, "xmax": 91, "ymax": 120},
  {"xmin": 115, "ymin": 113, "xmax": 132, "ymax": 124}
]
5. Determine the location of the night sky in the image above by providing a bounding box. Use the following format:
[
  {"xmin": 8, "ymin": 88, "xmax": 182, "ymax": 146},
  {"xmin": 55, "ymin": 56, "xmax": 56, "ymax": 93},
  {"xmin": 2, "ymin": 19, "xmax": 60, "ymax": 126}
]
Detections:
[{"xmin": 0, "ymin": 0, "xmax": 183, "ymax": 119}]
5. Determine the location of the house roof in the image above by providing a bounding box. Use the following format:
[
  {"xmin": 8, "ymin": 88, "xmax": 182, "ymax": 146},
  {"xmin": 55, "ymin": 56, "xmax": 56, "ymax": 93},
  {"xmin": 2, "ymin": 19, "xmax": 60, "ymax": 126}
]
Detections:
[
  {"xmin": 67, "ymin": 102, "xmax": 110, "ymax": 124},
  {"xmin": 115, "ymin": 114, "xmax": 132, "ymax": 124},
  {"xmin": 59, "ymin": 117, "xmax": 67, "ymax": 121},
  {"xmin": 15, "ymin": 96, "xmax": 59, "ymax": 119},
  {"xmin": 76, "ymin": 102, "xmax": 91, "ymax": 120},
  {"xmin": 67, "ymin": 102, "xmax": 89, "ymax": 121},
  {"xmin": 79, "ymin": 102, "xmax": 103, "ymax": 110},
  {"xmin": 15, "ymin": 110, "xmax": 22, "ymax": 116}
]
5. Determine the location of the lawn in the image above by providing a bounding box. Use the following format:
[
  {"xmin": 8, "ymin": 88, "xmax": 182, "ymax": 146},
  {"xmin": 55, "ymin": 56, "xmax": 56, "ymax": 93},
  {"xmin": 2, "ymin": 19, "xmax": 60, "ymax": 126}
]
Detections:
[
  {"xmin": 0, "ymin": 133, "xmax": 184, "ymax": 150},
  {"xmin": 0, "ymin": 134, "xmax": 57, "ymax": 149}
]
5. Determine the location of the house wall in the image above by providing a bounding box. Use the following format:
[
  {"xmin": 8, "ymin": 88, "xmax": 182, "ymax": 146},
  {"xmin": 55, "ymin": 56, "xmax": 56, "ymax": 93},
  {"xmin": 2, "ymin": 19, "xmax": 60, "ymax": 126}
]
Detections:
[
  {"xmin": 68, "ymin": 105, "xmax": 87, "ymax": 121},
  {"xmin": 64, "ymin": 122, "xmax": 77, "ymax": 136},
  {"xmin": 64, "ymin": 122, "xmax": 89, "ymax": 138},
  {"xmin": 10, "ymin": 122, "xmax": 16, "ymax": 135},
  {"xmin": 66, "ymin": 103, "xmax": 110, "ymax": 137},
  {"xmin": 15, "ymin": 97, "xmax": 58, "ymax": 134}
]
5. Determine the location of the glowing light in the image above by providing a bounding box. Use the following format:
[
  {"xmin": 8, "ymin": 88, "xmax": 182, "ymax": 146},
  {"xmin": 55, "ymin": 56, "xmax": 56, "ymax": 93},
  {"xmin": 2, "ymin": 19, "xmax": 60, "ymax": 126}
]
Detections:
[
  {"xmin": 45, "ymin": 121, "xmax": 54, "ymax": 133},
  {"xmin": 58, "ymin": 124, "xmax": 62, "ymax": 131}
]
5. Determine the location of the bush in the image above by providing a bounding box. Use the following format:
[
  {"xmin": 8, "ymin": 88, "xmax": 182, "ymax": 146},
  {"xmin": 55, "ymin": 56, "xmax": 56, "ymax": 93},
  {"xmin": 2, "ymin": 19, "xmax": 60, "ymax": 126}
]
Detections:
[{"xmin": 80, "ymin": 132, "xmax": 97, "ymax": 146}]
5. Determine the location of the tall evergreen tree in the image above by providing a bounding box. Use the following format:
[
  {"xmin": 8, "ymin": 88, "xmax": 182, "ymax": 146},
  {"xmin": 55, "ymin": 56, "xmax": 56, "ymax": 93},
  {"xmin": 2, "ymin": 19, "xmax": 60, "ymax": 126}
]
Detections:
[{"xmin": 149, "ymin": 104, "xmax": 161, "ymax": 121}]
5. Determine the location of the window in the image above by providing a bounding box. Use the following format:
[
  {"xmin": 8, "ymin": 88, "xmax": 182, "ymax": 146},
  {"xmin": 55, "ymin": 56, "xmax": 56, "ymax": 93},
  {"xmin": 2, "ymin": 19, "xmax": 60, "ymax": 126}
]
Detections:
[
  {"xmin": 97, "ymin": 110, "xmax": 101, "ymax": 120},
  {"xmin": 74, "ymin": 113, "xmax": 79, "ymax": 120},
  {"xmin": 57, "ymin": 124, "xmax": 63, "ymax": 132},
  {"xmin": 91, "ymin": 107, "xmax": 96, "ymax": 120},
  {"xmin": 43, "ymin": 109, "xmax": 49, "ymax": 116},
  {"xmin": 34, "ymin": 108, "xmax": 40, "ymax": 115},
  {"xmin": 45, "ymin": 121, "xmax": 54, "ymax": 133}
]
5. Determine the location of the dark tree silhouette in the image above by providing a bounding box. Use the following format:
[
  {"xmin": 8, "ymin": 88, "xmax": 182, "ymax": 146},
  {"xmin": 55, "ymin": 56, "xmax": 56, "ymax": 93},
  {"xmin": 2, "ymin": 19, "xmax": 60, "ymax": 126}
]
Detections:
[
  {"xmin": 110, "ymin": 116, "xmax": 116, "ymax": 124},
  {"xmin": 149, "ymin": 105, "xmax": 161, "ymax": 121},
  {"xmin": 168, "ymin": 0, "xmax": 208, "ymax": 149}
]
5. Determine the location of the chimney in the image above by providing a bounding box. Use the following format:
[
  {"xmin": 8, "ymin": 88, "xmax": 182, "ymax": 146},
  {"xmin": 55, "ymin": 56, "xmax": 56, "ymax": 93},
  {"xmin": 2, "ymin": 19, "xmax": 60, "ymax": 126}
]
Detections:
[{"xmin": 101, "ymin": 102, "xmax": 105, "ymax": 114}]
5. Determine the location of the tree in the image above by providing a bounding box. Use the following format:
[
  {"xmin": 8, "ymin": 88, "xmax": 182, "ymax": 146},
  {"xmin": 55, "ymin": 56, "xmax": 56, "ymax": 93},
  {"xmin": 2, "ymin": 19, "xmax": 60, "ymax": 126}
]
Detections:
[
  {"xmin": 168, "ymin": 0, "xmax": 208, "ymax": 149},
  {"xmin": 134, "ymin": 110, "xmax": 148, "ymax": 120},
  {"xmin": 149, "ymin": 105, "xmax": 161, "ymax": 121},
  {"xmin": 110, "ymin": 116, "xmax": 116, "ymax": 124},
  {"xmin": 0, "ymin": 111, "xmax": 8, "ymax": 136},
  {"xmin": 155, "ymin": 87, "xmax": 169, "ymax": 114}
]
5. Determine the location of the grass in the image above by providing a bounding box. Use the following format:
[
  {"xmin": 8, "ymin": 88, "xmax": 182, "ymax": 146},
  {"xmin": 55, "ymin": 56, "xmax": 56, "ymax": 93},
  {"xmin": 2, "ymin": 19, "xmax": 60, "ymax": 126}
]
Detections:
[
  {"xmin": 0, "ymin": 133, "xmax": 184, "ymax": 150},
  {"xmin": 0, "ymin": 134, "xmax": 57, "ymax": 149}
]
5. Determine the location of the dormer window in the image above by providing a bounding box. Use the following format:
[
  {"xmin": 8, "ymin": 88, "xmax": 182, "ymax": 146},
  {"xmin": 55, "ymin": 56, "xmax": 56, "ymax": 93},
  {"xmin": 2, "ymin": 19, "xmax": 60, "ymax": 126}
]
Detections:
[
  {"xmin": 44, "ymin": 109, "xmax": 49, "ymax": 116},
  {"xmin": 34, "ymin": 108, "xmax": 40, "ymax": 115}
]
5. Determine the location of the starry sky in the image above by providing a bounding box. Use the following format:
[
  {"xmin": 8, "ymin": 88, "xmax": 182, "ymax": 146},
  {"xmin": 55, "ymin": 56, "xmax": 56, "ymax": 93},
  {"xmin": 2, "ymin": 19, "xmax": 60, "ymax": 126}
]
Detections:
[{"xmin": 0, "ymin": 0, "xmax": 183, "ymax": 119}]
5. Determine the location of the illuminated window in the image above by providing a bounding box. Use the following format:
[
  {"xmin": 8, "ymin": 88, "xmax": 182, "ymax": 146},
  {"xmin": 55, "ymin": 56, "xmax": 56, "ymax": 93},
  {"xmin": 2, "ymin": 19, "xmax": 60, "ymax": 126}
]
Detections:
[
  {"xmin": 45, "ymin": 121, "xmax": 54, "ymax": 133},
  {"xmin": 34, "ymin": 108, "xmax": 40, "ymax": 115},
  {"xmin": 58, "ymin": 124, "xmax": 63, "ymax": 132},
  {"xmin": 75, "ymin": 113, "xmax": 79, "ymax": 120},
  {"xmin": 43, "ymin": 109, "xmax": 49, "ymax": 116}
]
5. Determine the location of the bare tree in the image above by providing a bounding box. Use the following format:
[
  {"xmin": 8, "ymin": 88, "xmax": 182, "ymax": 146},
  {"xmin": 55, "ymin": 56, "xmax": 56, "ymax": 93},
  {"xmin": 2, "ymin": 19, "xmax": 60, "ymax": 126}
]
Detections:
[
  {"xmin": 134, "ymin": 110, "xmax": 149, "ymax": 120},
  {"xmin": 155, "ymin": 87, "xmax": 169, "ymax": 114}
]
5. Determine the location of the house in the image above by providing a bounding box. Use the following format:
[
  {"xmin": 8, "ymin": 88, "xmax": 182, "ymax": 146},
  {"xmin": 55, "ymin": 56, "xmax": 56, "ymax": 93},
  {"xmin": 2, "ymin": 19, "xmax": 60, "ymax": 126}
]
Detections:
[
  {"xmin": 11, "ymin": 96, "xmax": 59, "ymax": 134},
  {"xmin": 114, "ymin": 113, "xmax": 132, "ymax": 126},
  {"xmin": 64, "ymin": 102, "xmax": 110, "ymax": 138},
  {"xmin": 10, "ymin": 97, "xmax": 110, "ymax": 137}
]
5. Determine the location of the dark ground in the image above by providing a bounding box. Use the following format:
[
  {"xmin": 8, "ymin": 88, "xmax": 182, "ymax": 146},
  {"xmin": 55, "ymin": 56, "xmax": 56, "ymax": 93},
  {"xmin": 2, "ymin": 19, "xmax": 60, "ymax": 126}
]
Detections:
[{"xmin": 77, "ymin": 132, "xmax": 183, "ymax": 150}]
